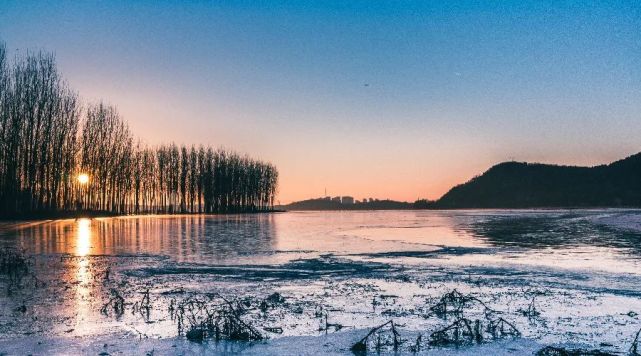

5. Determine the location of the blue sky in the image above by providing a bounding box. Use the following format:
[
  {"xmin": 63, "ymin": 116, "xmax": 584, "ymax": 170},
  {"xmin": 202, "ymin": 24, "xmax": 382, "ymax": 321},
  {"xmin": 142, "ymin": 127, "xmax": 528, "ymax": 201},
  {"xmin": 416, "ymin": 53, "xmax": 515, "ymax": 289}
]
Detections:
[{"xmin": 1, "ymin": 1, "xmax": 640, "ymax": 202}]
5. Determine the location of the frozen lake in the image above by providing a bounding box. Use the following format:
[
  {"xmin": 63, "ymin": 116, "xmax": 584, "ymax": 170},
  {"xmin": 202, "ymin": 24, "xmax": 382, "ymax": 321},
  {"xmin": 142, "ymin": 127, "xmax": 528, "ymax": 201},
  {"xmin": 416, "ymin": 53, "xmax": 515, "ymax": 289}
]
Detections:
[{"xmin": 1, "ymin": 210, "xmax": 641, "ymax": 354}]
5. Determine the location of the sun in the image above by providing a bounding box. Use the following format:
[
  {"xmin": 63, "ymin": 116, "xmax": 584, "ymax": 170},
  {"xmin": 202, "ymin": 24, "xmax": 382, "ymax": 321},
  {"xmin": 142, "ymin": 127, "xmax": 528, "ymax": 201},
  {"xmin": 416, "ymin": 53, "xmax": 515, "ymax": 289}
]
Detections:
[{"xmin": 77, "ymin": 173, "xmax": 89, "ymax": 184}]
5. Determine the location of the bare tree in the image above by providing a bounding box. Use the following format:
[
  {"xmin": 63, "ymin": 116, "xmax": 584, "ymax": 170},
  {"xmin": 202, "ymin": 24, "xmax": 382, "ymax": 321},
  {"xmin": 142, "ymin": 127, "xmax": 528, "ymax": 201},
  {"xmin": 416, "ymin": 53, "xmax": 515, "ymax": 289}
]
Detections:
[{"xmin": 0, "ymin": 43, "xmax": 278, "ymax": 217}]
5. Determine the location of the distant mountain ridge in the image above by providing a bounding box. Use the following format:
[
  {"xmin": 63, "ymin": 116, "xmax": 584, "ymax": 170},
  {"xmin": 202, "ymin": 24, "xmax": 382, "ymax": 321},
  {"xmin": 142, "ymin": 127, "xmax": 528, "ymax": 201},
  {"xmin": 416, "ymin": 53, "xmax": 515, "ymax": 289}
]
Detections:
[
  {"xmin": 280, "ymin": 152, "xmax": 641, "ymax": 211},
  {"xmin": 434, "ymin": 152, "xmax": 641, "ymax": 208}
]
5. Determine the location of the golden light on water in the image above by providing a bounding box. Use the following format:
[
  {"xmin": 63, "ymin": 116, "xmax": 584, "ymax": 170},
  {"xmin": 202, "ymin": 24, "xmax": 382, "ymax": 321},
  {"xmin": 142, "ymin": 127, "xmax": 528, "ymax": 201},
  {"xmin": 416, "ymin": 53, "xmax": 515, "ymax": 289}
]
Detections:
[
  {"xmin": 75, "ymin": 218, "xmax": 93, "ymax": 332},
  {"xmin": 76, "ymin": 218, "xmax": 91, "ymax": 257},
  {"xmin": 77, "ymin": 173, "xmax": 89, "ymax": 184}
]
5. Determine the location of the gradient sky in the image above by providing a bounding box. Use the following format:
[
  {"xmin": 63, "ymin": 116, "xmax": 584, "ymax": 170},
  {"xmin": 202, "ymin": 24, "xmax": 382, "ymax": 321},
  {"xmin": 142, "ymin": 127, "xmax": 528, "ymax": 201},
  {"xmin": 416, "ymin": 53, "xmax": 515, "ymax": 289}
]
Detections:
[{"xmin": 1, "ymin": 1, "xmax": 640, "ymax": 203}]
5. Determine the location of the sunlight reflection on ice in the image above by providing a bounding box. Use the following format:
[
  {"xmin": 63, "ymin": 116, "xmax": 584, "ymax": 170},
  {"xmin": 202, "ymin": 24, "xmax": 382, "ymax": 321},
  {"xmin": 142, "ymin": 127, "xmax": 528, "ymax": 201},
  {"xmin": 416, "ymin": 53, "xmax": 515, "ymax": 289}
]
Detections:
[
  {"xmin": 75, "ymin": 218, "xmax": 93, "ymax": 334},
  {"xmin": 76, "ymin": 218, "xmax": 91, "ymax": 257}
]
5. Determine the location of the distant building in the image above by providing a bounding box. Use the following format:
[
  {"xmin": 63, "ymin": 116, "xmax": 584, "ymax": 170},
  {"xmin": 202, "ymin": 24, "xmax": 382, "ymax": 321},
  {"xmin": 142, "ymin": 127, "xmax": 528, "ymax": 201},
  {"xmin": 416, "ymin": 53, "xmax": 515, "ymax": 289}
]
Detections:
[
  {"xmin": 341, "ymin": 196, "xmax": 354, "ymax": 204},
  {"xmin": 331, "ymin": 196, "xmax": 341, "ymax": 203},
  {"xmin": 322, "ymin": 196, "xmax": 331, "ymax": 201}
]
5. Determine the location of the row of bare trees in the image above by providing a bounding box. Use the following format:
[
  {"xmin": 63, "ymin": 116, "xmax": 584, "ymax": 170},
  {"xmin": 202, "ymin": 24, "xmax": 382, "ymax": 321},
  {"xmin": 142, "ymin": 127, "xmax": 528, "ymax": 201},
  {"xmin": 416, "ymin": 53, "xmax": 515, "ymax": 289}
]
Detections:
[{"xmin": 0, "ymin": 43, "xmax": 278, "ymax": 217}]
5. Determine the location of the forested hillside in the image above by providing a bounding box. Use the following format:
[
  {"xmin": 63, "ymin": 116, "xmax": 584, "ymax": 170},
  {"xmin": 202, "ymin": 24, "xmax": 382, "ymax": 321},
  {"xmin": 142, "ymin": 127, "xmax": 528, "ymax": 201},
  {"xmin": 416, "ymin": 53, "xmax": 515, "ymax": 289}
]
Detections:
[{"xmin": 435, "ymin": 153, "xmax": 641, "ymax": 208}]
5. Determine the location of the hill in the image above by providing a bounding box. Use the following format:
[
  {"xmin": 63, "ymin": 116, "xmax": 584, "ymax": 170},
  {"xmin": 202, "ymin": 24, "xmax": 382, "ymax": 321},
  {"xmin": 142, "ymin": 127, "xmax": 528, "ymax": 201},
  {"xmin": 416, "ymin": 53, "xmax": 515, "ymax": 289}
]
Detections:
[{"xmin": 434, "ymin": 152, "xmax": 641, "ymax": 208}]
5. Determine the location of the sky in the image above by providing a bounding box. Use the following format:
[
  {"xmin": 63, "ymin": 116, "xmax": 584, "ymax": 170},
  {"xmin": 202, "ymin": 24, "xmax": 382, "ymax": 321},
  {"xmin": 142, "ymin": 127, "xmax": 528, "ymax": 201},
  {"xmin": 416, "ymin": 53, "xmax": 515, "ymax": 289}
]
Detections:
[{"xmin": 1, "ymin": 1, "xmax": 640, "ymax": 203}]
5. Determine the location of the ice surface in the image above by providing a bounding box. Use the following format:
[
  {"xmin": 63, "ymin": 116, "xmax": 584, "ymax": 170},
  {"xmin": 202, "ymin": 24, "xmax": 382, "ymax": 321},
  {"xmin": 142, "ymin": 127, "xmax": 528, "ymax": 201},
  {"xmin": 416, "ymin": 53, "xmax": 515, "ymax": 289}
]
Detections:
[{"xmin": 1, "ymin": 210, "xmax": 641, "ymax": 354}]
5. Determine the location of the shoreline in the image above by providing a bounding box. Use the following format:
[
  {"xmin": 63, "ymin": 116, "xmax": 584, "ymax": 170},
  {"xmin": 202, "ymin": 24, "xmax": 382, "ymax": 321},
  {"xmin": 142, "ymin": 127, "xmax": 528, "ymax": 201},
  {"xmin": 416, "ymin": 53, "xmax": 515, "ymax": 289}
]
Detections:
[
  {"xmin": 0, "ymin": 209, "xmax": 286, "ymax": 223},
  {"xmin": 280, "ymin": 206, "xmax": 641, "ymax": 212},
  {"xmin": 4, "ymin": 207, "xmax": 641, "ymax": 224}
]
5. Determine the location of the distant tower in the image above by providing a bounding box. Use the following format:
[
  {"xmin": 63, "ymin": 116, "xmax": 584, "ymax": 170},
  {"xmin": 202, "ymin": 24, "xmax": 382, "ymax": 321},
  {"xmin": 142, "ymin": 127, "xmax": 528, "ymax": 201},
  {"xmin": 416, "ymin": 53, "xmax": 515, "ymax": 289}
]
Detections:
[{"xmin": 325, "ymin": 187, "xmax": 327, "ymax": 197}]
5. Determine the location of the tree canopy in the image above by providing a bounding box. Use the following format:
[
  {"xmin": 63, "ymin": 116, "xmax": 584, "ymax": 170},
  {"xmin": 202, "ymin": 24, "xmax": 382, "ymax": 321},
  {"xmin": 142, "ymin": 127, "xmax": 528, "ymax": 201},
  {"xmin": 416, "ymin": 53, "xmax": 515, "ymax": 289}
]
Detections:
[{"xmin": 0, "ymin": 43, "xmax": 278, "ymax": 217}]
